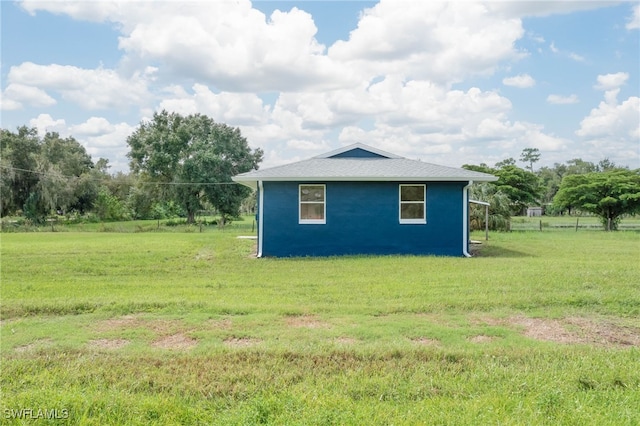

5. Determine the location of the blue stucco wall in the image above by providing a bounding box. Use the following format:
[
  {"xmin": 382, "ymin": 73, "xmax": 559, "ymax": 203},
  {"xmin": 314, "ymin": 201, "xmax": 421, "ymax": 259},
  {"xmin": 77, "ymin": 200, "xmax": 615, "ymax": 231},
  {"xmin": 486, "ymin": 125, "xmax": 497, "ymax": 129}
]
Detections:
[{"xmin": 260, "ymin": 181, "xmax": 467, "ymax": 257}]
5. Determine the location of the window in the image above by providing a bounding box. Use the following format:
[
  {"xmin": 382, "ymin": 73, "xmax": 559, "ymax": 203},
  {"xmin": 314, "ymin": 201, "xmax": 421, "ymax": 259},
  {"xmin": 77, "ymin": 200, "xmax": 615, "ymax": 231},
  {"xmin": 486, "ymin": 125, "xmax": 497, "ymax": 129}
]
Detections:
[
  {"xmin": 299, "ymin": 184, "xmax": 325, "ymax": 224},
  {"xmin": 399, "ymin": 184, "xmax": 426, "ymax": 224}
]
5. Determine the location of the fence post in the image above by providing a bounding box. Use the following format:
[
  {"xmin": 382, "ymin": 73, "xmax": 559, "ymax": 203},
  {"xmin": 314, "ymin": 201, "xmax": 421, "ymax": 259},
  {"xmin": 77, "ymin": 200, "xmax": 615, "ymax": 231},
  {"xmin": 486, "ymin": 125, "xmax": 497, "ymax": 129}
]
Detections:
[
  {"xmin": 539, "ymin": 220, "xmax": 542, "ymax": 232},
  {"xmin": 575, "ymin": 217, "xmax": 579, "ymax": 232},
  {"xmin": 484, "ymin": 204, "xmax": 489, "ymax": 241}
]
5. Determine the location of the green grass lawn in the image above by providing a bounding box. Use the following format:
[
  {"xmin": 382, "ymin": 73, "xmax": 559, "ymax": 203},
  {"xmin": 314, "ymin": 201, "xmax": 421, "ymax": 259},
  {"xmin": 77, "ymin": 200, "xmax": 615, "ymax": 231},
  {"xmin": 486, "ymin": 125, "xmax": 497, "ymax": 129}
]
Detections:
[{"xmin": 1, "ymin": 227, "xmax": 639, "ymax": 425}]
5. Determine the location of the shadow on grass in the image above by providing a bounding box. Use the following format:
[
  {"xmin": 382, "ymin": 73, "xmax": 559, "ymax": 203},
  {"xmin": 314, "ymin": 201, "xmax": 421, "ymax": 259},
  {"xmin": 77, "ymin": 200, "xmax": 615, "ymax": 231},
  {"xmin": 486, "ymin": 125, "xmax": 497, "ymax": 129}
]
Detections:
[{"xmin": 472, "ymin": 245, "xmax": 532, "ymax": 258}]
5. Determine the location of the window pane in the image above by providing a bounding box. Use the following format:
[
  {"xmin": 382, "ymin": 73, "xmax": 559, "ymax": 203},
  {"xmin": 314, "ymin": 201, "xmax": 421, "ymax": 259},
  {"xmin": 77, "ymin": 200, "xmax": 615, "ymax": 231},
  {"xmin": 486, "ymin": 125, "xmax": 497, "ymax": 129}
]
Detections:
[
  {"xmin": 401, "ymin": 203, "xmax": 424, "ymax": 219},
  {"xmin": 300, "ymin": 185, "xmax": 325, "ymax": 202},
  {"xmin": 401, "ymin": 185, "xmax": 424, "ymax": 201},
  {"xmin": 301, "ymin": 203, "xmax": 324, "ymax": 220}
]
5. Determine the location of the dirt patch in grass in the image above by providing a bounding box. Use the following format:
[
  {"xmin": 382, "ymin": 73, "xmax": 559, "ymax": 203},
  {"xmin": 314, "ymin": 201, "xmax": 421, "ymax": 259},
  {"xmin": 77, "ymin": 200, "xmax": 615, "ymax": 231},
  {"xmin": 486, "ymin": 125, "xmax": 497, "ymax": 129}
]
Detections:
[
  {"xmin": 87, "ymin": 339, "xmax": 130, "ymax": 350},
  {"xmin": 195, "ymin": 248, "xmax": 214, "ymax": 261},
  {"xmin": 152, "ymin": 333, "xmax": 198, "ymax": 350},
  {"xmin": 475, "ymin": 315, "xmax": 640, "ymax": 347},
  {"xmin": 469, "ymin": 335, "xmax": 496, "ymax": 344},
  {"xmin": 470, "ymin": 315, "xmax": 505, "ymax": 327},
  {"xmin": 285, "ymin": 315, "xmax": 331, "ymax": 329},
  {"xmin": 564, "ymin": 317, "xmax": 640, "ymax": 347},
  {"xmin": 335, "ymin": 337, "xmax": 359, "ymax": 344},
  {"xmin": 411, "ymin": 337, "xmax": 440, "ymax": 346},
  {"xmin": 95, "ymin": 315, "xmax": 185, "ymax": 335},
  {"xmin": 95, "ymin": 316, "xmax": 202, "ymax": 349},
  {"xmin": 414, "ymin": 313, "xmax": 458, "ymax": 327},
  {"xmin": 207, "ymin": 318, "xmax": 232, "ymax": 329},
  {"xmin": 510, "ymin": 317, "xmax": 582, "ymax": 344},
  {"xmin": 14, "ymin": 338, "xmax": 54, "ymax": 353},
  {"xmin": 147, "ymin": 320, "xmax": 185, "ymax": 335},
  {"xmin": 223, "ymin": 337, "xmax": 262, "ymax": 347},
  {"xmin": 95, "ymin": 314, "xmax": 142, "ymax": 331}
]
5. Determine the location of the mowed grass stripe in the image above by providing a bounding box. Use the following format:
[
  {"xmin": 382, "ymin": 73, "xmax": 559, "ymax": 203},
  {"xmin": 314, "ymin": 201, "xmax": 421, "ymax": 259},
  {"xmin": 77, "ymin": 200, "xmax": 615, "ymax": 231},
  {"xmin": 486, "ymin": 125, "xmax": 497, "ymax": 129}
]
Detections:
[{"xmin": 2, "ymin": 231, "xmax": 638, "ymax": 317}]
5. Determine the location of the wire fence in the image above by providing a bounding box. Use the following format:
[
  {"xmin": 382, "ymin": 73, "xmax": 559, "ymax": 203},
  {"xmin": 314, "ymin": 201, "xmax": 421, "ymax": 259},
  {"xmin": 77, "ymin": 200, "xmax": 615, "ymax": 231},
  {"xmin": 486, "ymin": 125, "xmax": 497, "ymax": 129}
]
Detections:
[
  {"xmin": 0, "ymin": 215, "xmax": 258, "ymax": 234},
  {"xmin": 508, "ymin": 216, "xmax": 640, "ymax": 232}
]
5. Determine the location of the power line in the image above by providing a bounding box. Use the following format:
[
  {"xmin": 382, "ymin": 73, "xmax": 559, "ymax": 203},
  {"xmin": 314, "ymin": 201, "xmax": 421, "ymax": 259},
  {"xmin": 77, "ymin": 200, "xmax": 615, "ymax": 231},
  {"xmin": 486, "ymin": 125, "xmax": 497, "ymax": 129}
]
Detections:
[{"xmin": 0, "ymin": 164, "xmax": 240, "ymax": 186}]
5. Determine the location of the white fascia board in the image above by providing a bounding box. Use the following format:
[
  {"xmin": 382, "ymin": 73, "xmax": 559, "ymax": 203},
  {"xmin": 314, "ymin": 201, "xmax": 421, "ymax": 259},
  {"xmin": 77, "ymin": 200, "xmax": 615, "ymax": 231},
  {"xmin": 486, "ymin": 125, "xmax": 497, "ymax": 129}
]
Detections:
[
  {"xmin": 234, "ymin": 175, "xmax": 497, "ymax": 184},
  {"xmin": 232, "ymin": 177, "xmax": 258, "ymax": 190}
]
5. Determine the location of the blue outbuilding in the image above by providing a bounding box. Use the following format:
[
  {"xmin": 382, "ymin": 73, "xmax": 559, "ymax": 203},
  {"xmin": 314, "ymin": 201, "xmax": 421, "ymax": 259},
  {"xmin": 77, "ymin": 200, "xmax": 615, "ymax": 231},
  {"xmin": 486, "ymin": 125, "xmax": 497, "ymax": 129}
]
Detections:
[{"xmin": 233, "ymin": 143, "xmax": 497, "ymax": 257}]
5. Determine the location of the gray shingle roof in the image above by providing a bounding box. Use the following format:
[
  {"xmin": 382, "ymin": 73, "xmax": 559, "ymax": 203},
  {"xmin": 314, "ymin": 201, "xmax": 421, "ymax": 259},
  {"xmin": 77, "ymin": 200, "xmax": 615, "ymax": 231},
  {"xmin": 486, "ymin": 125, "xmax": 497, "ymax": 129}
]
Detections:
[{"xmin": 233, "ymin": 144, "xmax": 497, "ymax": 188}]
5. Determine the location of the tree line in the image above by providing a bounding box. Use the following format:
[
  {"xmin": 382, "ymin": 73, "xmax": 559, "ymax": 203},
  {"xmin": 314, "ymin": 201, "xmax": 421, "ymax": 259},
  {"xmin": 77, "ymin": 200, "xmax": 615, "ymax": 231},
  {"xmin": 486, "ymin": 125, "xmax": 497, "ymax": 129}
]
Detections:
[
  {"xmin": 2, "ymin": 115, "xmax": 638, "ymax": 230},
  {"xmin": 1, "ymin": 111, "xmax": 263, "ymax": 225},
  {"xmin": 464, "ymin": 148, "xmax": 640, "ymax": 231}
]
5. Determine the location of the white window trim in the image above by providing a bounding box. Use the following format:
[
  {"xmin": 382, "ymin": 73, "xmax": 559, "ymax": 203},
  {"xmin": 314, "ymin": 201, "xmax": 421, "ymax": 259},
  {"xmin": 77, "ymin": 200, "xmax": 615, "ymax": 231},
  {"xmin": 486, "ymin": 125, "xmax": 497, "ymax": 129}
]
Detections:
[
  {"xmin": 399, "ymin": 184, "xmax": 426, "ymax": 224},
  {"xmin": 299, "ymin": 184, "xmax": 326, "ymax": 224}
]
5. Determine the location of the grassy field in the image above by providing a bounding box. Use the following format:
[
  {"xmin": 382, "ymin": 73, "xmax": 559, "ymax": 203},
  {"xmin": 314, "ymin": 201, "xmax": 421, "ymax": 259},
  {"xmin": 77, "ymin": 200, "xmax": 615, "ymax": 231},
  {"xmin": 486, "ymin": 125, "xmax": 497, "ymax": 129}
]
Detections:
[{"xmin": 1, "ymin": 224, "xmax": 639, "ymax": 425}]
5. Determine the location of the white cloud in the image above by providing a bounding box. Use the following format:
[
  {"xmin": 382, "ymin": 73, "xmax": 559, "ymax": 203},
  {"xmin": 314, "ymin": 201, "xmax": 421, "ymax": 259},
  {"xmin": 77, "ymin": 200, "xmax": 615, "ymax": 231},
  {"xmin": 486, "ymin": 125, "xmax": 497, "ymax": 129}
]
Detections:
[
  {"xmin": 29, "ymin": 114, "xmax": 67, "ymax": 136},
  {"xmin": 503, "ymin": 74, "xmax": 535, "ymax": 88},
  {"xmin": 88, "ymin": 0, "xmax": 532, "ymax": 95},
  {"xmin": 329, "ymin": 1, "xmax": 525, "ymax": 85},
  {"xmin": 1, "ymin": 83, "xmax": 56, "ymax": 109},
  {"xmin": 336, "ymin": 118, "xmax": 568, "ymax": 168},
  {"xmin": 576, "ymin": 96, "xmax": 640, "ymax": 140},
  {"xmin": 6, "ymin": 62, "xmax": 151, "ymax": 110},
  {"xmin": 19, "ymin": 0, "xmax": 529, "ymax": 91},
  {"xmin": 594, "ymin": 72, "xmax": 629, "ymax": 91},
  {"xmin": 549, "ymin": 42, "xmax": 585, "ymax": 62},
  {"xmin": 325, "ymin": 80, "xmax": 567, "ymax": 165},
  {"xmin": 20, "ymin": 1, "xmax": 122, "ymax": 22},
  {"xmin": 286, "ymin": 139, "xmax": 331, "ymax": 152},
  {"xmin": 35, "ymin": 1, "xmax": 358, "ymax": 93},
  {"xmin": 568, "ymin": 52, "xmax": 585, "ymax": 62},
  {"xmin": 528, "ymin": 32, "xmax": 545, "ymax": 44},
  {"xmin": 223, "ymin": 75, "xmax": 569, "ymax": 168},
  {"xmin": 158, "ymin": 84, "xmax": 270, "ymax": 126},
  {"xmin": 80, "ymin": 121, "xmax": 136, "ymax": 171},
  {"xmin": 547, "ymin": 94, "xmax": 579, "ymax": 105},
  {"xmin": 522, "ymin": 127, "xmax": 569, "ymax": 152},
  {"xmin": 627, "ymin": 4, "xmax": 640, "ymax": 30},
  {"xmin": 0, "ymin": 98, "xmax": 22, "ymax": 111},
  {"xmin": 164, "ymin": 76, "xmax": 535, "ymax": 168},
  {"xmin": 69, "ymin": 117, "xmax": 116, "ymax": 136},
  {"xmin": 575, "ymin": 72, "xmax": 639, "ymax": 166},
  {"xmin": 594, "ymin": 72, "xmax": 629, "ymax": 105}
]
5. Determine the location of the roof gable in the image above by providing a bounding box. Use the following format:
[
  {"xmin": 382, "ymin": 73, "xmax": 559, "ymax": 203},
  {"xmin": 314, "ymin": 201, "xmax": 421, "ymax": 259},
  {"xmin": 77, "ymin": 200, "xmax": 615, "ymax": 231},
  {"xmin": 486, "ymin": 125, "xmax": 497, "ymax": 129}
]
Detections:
[
  {"xmin": 315, "ymin": 143, "xmax": 402, "ymax": 159},
  {"xmin": 329, "ymin": 148, "xmax": 387, "ymax": 159},
  {"xmin": 233, "ymin": 143, "xmax": 497, "ymax": 188}
]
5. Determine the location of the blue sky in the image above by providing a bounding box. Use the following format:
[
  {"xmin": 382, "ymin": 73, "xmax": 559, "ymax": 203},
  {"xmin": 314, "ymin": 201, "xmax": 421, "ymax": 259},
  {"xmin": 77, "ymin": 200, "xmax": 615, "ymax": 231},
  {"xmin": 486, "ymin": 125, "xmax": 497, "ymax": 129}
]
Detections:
[{"xmin": 1, "ymin": 1, "xmax": 638, "ymax": 173}]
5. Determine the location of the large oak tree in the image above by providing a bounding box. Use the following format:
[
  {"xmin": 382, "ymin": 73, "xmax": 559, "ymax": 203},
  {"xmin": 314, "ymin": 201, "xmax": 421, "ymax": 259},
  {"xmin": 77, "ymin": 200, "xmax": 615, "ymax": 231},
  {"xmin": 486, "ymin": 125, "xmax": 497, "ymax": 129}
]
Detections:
[{"xmin": 127, "ymin": 111, "xmax": 263, "ymax": 223}]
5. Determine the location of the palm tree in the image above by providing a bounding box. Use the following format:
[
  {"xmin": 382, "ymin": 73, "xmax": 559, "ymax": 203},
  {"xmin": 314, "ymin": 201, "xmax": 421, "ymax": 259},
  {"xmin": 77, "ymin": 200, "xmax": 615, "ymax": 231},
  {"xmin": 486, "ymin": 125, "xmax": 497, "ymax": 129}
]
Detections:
[{"xmin": 469, "ymin": 183, "xmax": 511, "ymax": 231}]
